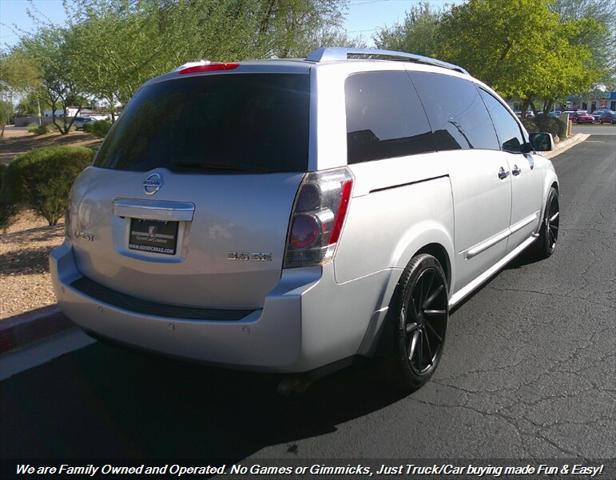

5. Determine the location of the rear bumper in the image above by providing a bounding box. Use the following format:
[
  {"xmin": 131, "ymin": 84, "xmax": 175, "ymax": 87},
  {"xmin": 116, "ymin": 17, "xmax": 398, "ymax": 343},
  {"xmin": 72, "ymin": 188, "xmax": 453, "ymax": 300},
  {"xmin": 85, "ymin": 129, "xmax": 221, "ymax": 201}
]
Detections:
[{"xmin": 50, "ymin": 243, "xmax": 394, "ymax": 372}]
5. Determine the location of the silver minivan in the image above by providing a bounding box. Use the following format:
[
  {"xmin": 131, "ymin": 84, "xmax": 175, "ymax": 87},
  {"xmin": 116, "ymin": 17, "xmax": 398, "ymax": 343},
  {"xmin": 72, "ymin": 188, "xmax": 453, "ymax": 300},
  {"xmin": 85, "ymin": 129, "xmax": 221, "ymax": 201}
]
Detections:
[{"xmin": 51, "ymin": 48, "xmax": 559, "ymax": 392}]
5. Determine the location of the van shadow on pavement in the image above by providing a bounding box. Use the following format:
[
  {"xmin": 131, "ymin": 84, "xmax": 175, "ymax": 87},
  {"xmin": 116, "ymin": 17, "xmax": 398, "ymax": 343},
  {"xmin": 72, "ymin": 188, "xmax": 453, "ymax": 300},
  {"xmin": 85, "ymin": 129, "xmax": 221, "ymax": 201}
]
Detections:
[{"xmin": 0, "ymin": 339, "xmax": 404, "ymax": 460}]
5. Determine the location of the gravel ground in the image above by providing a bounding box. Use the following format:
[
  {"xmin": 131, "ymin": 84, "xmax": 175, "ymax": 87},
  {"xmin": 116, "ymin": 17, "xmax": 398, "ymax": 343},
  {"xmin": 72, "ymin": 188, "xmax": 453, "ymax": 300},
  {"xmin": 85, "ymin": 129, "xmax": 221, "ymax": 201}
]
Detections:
[
  {"xmin": 1, "ymin": 126, "xmax": 32, "ymax": 139},
  {"xmin": 0, "ymin": 211, "xmax": 64, "ymax": 320},
  {"xmin": 0, "ymin": 125, "xmax": 101, "ymax": 319}
]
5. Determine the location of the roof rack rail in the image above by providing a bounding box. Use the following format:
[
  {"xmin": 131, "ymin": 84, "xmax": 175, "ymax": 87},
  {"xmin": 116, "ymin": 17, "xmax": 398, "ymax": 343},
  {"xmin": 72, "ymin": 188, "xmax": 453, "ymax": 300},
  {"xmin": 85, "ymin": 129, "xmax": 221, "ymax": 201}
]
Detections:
[{"xmin": 306, "ymin": 47, "xmax": 469, "ymax": 75}]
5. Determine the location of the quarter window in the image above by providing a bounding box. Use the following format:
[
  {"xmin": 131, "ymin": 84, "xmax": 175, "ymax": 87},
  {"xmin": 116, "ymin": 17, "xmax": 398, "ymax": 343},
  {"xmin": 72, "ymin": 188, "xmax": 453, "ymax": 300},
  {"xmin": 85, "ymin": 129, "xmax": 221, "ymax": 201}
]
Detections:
[
  {"xmin": 409, "ymin": 72, "xmax": 500, "ymax": 151},
  {"xmin": 345, "ymin": 71, "xmax": 434, "ymax": 164},
  {"xmin": 479, "ymin": 89, "xmax": 526, "ymax": 153}
]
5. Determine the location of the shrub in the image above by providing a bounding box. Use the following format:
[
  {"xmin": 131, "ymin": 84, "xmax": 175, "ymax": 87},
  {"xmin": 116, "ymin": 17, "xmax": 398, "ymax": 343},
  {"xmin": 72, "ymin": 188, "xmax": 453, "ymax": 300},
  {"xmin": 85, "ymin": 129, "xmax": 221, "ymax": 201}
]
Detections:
[
  {"xmin": 27, "ymin": 123, "xmax": 49, "ymax": 135},
  {"xmin": 0, "ymin": 163, "xmax": 7, "ymax": 190},
  {"xmin": 520, "ymin": 117, "xmax": 535, "ymax": 132},
  {"xmin": 0, "ymin": 163, "xmax": 18, "ymax": 229},
  {"xmin": 521, "ymin": 115, "xmax": 567, "ymax": 140},
  {"xmin": 6, "ymin": 146, "xmax": 94, "ymax": 225},
  {"xmin": 0, "ymin": 198, "xmax": 16, "ymax": 230},
  {"xmin": 84, "ymin": 119, "xmax": 112, "ymax": 138},
  {"xmin": 534, "ymin": 114, "xmax": 567, "ymax": 140}
]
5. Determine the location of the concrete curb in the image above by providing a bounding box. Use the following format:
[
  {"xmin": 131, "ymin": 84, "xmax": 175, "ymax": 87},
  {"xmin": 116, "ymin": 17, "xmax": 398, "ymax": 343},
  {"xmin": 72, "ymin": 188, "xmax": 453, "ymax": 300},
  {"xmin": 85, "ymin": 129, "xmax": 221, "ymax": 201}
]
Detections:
[
  {"xmin": 0, "ymin": 305, "xmax": 74, "ymax": 355},
  {"xmin": 543, "ymin": 133, "xmax": 590, "ymax": 159}
]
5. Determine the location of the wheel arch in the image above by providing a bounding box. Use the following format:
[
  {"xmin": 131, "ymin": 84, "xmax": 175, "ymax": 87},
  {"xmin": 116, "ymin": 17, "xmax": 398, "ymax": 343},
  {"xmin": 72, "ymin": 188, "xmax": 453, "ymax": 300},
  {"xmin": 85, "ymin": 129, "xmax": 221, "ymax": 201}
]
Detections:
[
  {"xmin": 388, "ymin": 222, "xmax": 455, "ymax": 300},
  {"xmin": 540, "ymin": 170, "xmax": 559, "ymax": 224},
  {"xmin": 414, "ymin": 243, "xmax": 452, "ymax": 292},
  {"xmin": 383, "ymin": 221, "xmax": 455, "ymax": 312}
]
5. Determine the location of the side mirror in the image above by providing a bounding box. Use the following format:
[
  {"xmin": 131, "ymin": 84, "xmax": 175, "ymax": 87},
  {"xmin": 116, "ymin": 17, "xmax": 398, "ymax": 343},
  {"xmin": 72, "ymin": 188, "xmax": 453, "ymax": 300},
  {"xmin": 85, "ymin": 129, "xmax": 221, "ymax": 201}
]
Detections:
[{"xmin": 529, "ymin": 132, "xmax": 554, "ymax": 152}]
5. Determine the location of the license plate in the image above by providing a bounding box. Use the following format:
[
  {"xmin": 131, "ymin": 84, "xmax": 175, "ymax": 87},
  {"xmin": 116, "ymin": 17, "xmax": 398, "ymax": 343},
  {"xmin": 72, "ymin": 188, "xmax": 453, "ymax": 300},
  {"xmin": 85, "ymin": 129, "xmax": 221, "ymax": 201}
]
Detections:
[{"xmin": 129, "ymin": 219, "xmax": 178, "ymax": 255}]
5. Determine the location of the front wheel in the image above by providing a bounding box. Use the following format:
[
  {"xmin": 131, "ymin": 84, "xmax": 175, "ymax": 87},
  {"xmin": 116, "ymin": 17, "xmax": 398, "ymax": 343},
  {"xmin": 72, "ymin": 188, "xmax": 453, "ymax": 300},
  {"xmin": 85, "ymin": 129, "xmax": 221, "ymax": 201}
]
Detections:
[
  {"xmin": 381, "ymin": 254, "xmax": 449, "ymax": 394},
  {"xmin": 531, "ymin": 187, "xmax": 559, "ymax": 259}
]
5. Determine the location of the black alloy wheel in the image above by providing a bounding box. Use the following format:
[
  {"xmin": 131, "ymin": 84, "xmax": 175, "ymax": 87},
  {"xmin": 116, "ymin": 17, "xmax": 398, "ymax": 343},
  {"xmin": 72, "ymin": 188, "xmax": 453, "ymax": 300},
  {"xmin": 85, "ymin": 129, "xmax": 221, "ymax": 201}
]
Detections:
[
  {"xmin": 404, "ymin": 267, "xmax": 448, "ymax": 375},
  {"xmin": 546, "ymin": 193, "xmax": 559, "ymax": 251},
  {"xmin": 532, "ymin": 187, "xmax": 559, "ymax": 259},
  {"xmin": 383, "ymin": 253, "xmax": 449, "ymax": 393}
]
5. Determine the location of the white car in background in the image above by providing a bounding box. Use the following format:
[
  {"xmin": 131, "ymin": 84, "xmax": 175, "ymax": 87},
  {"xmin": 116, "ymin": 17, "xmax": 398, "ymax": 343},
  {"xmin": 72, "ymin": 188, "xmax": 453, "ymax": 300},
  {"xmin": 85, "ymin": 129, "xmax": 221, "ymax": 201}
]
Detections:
[{"xmin": 74, "ymin": 115, "xmax": 109, "ymax": 130}]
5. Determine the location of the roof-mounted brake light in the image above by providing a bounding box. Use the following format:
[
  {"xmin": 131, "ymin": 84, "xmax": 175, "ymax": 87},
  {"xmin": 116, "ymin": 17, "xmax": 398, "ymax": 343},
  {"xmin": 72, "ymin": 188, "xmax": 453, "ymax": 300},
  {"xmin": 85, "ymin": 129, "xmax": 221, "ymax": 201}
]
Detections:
[{"xmin": 177, "ymin": 61, "xmax": 239, "ymax": 75}]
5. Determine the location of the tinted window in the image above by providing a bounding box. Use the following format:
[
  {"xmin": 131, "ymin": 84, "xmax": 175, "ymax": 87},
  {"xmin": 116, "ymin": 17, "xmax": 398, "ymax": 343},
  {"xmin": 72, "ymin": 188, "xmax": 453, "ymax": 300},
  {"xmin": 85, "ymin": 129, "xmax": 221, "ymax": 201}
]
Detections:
[
  {"xmin": 409, "ymin": 72, "xmax": 499, "ymax": 151},
  {"xmin": 95, "ymin": 74, "xmax": 310, "ymax": 173},
  {"xmin": 345, "ymin": 71, "xmax": 434, "ymax": 164},
  {"xmin": 479, "ymin": 89, "xmax": 526, "ymax": 153}
]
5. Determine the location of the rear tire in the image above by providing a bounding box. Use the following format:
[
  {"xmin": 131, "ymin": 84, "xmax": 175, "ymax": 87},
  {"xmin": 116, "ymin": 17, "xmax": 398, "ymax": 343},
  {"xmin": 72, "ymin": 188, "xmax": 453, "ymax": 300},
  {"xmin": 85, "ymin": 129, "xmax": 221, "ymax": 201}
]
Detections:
[
  {"xmin": 530, "ymin": 187, "xmax": 559, "ymax": 259},
  {"xmin": 380, "ymin": 254, "xmax": 449, "ymax": 394}
]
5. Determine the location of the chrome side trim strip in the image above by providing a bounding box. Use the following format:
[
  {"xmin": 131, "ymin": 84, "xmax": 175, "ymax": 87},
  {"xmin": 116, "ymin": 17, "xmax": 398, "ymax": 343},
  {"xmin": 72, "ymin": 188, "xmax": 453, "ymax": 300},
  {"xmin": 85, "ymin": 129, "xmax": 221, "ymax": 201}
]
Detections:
[
  {"xmin": 464, "ymin": 212, "xmax": 538, "ymax": 259},
  {"xmin": 450, "ymin": 235, "xmax": 536, "ymax": 308},
  {"xmin": 112, "ymin": 199, "xmax": 195, "ymax": 222},
  {"xmin": 465, "ymin": 228, "xmax": 509, "ymax": 259},
  {"xmin": 510, "ymin": 211, "xmax": 540, "ymax": 235}
]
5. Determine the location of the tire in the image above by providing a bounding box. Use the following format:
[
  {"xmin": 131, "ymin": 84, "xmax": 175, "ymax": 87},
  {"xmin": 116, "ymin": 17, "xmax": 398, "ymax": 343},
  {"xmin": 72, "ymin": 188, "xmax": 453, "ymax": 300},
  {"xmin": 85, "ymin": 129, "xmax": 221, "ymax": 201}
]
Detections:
[
  {"xmin": 530, "ymin": 187, "xmax": 559, "ymax": 259},
  {"xmin": 380, "ymin": 254, "xmax": 449, "ymax": 394}
]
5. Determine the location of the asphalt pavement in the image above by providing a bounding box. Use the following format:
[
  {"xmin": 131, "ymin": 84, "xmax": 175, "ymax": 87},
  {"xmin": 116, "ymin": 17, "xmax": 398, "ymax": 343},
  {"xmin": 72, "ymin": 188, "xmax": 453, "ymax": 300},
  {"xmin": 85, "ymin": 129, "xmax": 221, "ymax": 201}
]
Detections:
[
  {"xmin": 573, "ymin": 124, "xmax": 616, "ymax": 135},
  {"xmin": 1, "ymin": 136, "xmax": 614, "ymax": 463}
]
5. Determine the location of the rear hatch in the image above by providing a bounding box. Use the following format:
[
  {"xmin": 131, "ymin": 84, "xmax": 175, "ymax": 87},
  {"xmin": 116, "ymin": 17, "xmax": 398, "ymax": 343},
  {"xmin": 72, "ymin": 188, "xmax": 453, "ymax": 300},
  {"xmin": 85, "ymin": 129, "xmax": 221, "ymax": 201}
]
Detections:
[{"xmin": 69, "ymin": 71, "xmax": 310, "ymax": 309}]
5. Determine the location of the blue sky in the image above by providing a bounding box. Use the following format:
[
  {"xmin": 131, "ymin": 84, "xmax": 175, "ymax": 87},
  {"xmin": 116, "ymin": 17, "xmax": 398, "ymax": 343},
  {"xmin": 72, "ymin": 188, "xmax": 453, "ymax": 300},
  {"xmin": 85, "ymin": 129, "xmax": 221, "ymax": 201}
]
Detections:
[
  {"xmin": 345, "ymin": 0, "xmax": 460, "ymax": 44},
  {"xmin": 0, "ymin": 0, "xmax": 461, "ymax": 50},
  {"xmin": 0, "ymin": 0, "xmax": 67, "ymax": 48}
]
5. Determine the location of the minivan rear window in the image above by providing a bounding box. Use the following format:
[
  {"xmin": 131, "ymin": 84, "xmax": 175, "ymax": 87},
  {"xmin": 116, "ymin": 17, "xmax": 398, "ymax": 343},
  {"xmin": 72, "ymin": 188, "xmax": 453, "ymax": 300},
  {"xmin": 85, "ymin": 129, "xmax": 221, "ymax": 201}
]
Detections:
[{"xmin": 94, "ymin": 74, "xmax": 310, "ymax": 173}]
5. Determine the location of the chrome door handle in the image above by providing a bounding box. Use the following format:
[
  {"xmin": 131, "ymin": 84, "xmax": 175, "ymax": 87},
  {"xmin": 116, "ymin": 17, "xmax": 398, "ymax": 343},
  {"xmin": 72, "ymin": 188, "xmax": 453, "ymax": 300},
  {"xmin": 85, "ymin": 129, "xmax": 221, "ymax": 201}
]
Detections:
[
  {"xmin": 498, "ymin": 167, "xmax": 510, "ymax": 180},
  {"xmin": 113, "ymin": 198, "xmax": 195, "ymax": 221},
  {"xmin": 512, "ymin": 165, "xmax": 522, "ymax": 176}
]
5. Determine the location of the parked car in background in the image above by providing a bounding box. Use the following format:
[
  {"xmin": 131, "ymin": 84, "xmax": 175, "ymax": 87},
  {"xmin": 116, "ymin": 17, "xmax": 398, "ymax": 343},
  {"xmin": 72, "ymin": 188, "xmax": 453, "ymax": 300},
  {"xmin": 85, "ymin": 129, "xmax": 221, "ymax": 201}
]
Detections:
[
  {"xmin": 597, "ymin": 110, "xmax": 616, "ymax": 124},
  {"xmin": 51, "ymin": 47, "xmax": 559, "ymax": 394},
  {"xmin": 73, "ymin": 117, "xmax": 95, "ymax": 130},
  {"xmin": 527, "ymin": 110, "xmax": 535, "ymax": 118},
  {"xmin": 571, "ymin": 111, "xmax": 594, "ymax": 124},
  {"xmin": 514, "ymin": 110, "xmax": 535, "ymax": 119},
  {"xmin": 547, "ymin": 110, "xmax": 562, "ymax": 119},
  {"xmin": 592, "ymin": 109, "xmax": 607, "ymax": 122},
  {"xmin": 74, "ymin": 114, "xmax": 110, "ymax": 130},
  {"xmin": 591, "ymin": 109, "xmax": 616, "ymax": 122}
]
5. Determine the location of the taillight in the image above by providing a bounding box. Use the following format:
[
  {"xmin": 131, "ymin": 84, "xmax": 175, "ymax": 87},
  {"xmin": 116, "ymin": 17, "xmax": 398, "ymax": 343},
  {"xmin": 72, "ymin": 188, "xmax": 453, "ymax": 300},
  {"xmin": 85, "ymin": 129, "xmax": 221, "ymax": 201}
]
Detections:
[
  {"xmin": 284, "ymin": 168, "xmax": 354, "ymax": 268},
  {"xmin": 177, "ymin": 62, "xmax": 239, "ymax": 75}
]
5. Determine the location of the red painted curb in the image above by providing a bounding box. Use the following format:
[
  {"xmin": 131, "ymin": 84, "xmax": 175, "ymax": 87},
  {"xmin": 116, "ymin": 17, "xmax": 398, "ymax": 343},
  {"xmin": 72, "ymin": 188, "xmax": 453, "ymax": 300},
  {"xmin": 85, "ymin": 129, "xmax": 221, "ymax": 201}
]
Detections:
[{"xmin": 0, "ymin": 305, "xmax": 74, "ymax": 354}]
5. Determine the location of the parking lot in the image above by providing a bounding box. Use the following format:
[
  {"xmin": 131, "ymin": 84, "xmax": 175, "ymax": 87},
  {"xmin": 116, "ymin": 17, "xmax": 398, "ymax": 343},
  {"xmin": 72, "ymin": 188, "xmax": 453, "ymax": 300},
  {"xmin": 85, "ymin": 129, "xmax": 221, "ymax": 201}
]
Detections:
[
  {"xmin": 572, "ymin": 124, "xmax": 616, "ymax": 135},
  {"xmin": 1, "ymin": 135, "xmax": 615, "ymax": 463}
]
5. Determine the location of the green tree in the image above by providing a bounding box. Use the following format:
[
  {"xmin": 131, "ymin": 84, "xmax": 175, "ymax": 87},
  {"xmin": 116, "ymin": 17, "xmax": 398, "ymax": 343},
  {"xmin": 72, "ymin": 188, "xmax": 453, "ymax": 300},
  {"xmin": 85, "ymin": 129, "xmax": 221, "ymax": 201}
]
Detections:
[
  {"xmin": 0, "ymin": 50, "xmax": 44, "ymax": 124},
  {"xmin": 551, "ymin": 0, "xmax": 616, "ymax": 88},
  {"xmin": 15, "ymin": 90, "xmax": 51, "ymax": 117},
  {"xmin": 64, "ymin": 0, "xmax": 181, "ymax": 114},
  {"xmin": 435, "ymin": 0, "xmax": 602, "ymax": 115},
  {"xmin": 374, "ymin": 2, "xmax": 443, "ymax": 56},
  {"xmin": 61, "ymin": 0, "xmax": 349, "ymax": 114},
  {"xmin": 248, "ymin": 0, "xmax": 347, "ymax": 57},
  {"xmin": 19, "ymin": 27, "xmax": 88, "ymax": 134}
]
